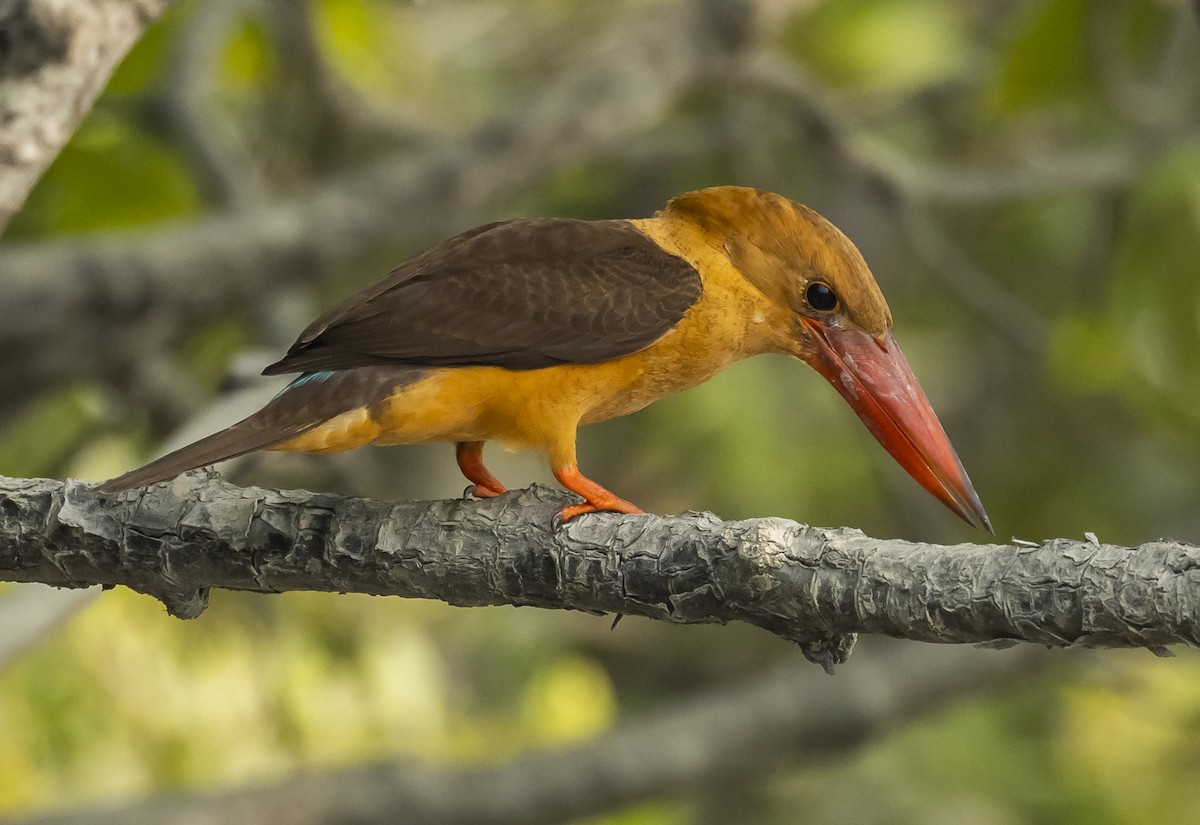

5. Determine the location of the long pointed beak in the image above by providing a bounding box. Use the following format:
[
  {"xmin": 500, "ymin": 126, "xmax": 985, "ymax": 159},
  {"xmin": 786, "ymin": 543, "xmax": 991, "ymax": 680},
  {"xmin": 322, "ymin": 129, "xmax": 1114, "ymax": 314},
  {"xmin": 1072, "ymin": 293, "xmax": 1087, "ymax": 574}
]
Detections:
[{"xmin": 802, "ymin": 319, "xmax": 991, "ymax": 532}]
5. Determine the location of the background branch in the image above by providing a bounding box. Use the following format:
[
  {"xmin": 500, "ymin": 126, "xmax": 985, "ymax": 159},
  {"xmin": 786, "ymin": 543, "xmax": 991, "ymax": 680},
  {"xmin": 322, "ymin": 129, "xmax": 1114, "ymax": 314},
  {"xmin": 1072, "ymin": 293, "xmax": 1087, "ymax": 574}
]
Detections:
[
  {"xmin": 0, "ymin": 0, "xmax": 175, "ymax": 234},
  {"xmin": 1, "ymin": 474, "xmax": 1195, "ymax": 671},
  {"xmin": 159, "ymin": 0, "xmax": 264, "ymax": 208},
  {"xmin": 4, "ymin": 642, "xmax": 1052, "ymax": 825}
]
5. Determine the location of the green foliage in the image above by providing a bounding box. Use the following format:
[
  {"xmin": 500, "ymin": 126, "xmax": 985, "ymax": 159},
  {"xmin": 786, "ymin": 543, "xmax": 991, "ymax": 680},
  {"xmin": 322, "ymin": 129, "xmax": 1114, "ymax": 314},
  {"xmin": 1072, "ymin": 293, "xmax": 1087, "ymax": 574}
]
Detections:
[
  {"xmin": 104, "ymin": 3, "xmax": 181, "ymax": 97},
  {"xmin": 313, "ymin": 0, "xmax": 397, "ymax": 91},
  {"xmin": 313, "ymin": 0, "xmax": 503, "ymax": 124},
  {"xmin": 0, "ymin": 590, "xmax": 624, "ymax": 812},
  {"xmin": 1110, "ymin": 140, "xmax": 1200, "ymax": 406},
  {"xmin": 7, "ymin": 113, "xmax": 201, "ymax": 237},
  {"xmin": 222, "ymin": 14, "xmax": 280, "ymax": 86},
  {"xmin": 0, "ymin": 388, "xmax": 112, "ymax": 479},
  {"xmin": 4, "ymin": 0, "xmax": 1200, "ymax": 822},
  {"xmin": 1049, "ymin": 311, "xmax": 1131, "ymax": 396},
  {"xmin": 178, "ymin": 318, "xmax": 253, "ymax": 394},
  {"xmin": 995, "ymin": 0, "xmax": 1095, "ymax": 112},
  {"xmin": 779, "ymin": 0, "xmax": 970, "ymax": 92}
]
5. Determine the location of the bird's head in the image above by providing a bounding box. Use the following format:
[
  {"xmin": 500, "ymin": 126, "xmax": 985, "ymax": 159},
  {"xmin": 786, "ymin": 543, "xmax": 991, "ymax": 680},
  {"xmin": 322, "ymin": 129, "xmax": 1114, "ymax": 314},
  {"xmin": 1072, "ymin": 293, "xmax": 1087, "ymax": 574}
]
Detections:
[{"xmin": 665, "ymin": 186, "xmax": 991, "ymax": 531}]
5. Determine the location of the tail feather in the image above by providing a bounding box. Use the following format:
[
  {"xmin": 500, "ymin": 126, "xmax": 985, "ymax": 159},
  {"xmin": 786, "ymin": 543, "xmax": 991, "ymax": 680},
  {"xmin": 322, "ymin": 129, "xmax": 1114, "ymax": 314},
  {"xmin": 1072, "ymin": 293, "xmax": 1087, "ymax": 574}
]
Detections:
[
  {"xmin": 96, "ymin": 422, "xmax": 299, "ymax": 493},
  {"xmin": 97, "ymin": 366, "xmax": 417, "ymax": 493}
]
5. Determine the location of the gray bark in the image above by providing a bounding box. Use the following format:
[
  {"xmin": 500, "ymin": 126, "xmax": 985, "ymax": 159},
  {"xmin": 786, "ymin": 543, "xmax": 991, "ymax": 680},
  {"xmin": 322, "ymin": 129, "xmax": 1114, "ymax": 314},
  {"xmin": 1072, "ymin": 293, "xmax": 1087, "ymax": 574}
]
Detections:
[
  {"xmin": 0, "ymin": 0, "xmax": 175, "ymax": 234},
  {"xmin": 1, "ymin": 473, "xmax": 1196, "ymax": 670}
]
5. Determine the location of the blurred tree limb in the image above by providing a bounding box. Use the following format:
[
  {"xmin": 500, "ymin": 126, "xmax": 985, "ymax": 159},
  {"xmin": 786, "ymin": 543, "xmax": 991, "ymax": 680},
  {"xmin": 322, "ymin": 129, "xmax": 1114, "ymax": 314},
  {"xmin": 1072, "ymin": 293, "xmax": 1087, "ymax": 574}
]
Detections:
[
  {"xmin": 160, "ymin": 0, "xmax": 264, "ymax": 208},
  {"xmin": 0, "ymin": 0, "xmax": 175, "ymax": 234},
  {"xmin": 0, "ymin": 474, "xmax": 1195, "ymax": 672},
  {"xmin": 3, "ymin": 642, "xmax": 1051, "ymax": 825}
]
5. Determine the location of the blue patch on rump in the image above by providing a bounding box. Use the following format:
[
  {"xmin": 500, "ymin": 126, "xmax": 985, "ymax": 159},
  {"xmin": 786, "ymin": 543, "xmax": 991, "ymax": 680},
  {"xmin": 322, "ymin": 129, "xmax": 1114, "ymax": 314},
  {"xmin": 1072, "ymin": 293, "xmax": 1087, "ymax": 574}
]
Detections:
[{"xmin": 274, "ymin": 370, "xmax": 336, "ymax": 399}]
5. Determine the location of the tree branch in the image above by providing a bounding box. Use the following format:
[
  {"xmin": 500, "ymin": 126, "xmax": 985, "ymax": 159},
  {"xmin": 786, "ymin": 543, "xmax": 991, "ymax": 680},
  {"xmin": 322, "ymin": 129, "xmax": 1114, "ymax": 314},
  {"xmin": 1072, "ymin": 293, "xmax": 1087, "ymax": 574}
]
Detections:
[
  {"xmin": 0, "ymin": 0, "xmax": 175, "ymax": 234},
  {"xmin": 1, "ymin": 474, "xmax": 1195, "ymax": 671},
  {"xmin": 745, "ymin": 54, "xmax": 1139, "ymax": 205}
]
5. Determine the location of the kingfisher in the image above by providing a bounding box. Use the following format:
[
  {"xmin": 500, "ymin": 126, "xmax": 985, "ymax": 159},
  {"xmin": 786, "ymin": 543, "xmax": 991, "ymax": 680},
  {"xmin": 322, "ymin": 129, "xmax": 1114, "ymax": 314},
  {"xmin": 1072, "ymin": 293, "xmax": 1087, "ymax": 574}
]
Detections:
[{"xmin": 100, "ymin": 186, "xmax": 990, "ymax": 529}]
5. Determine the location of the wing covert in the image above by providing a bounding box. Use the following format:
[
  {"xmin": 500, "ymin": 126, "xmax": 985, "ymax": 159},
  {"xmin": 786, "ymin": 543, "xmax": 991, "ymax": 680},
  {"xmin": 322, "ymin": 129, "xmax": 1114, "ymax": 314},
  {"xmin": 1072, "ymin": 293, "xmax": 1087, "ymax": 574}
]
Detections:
[{"xmin": 262, "ymin": 218, "xmax": 701, "ymax": 375}]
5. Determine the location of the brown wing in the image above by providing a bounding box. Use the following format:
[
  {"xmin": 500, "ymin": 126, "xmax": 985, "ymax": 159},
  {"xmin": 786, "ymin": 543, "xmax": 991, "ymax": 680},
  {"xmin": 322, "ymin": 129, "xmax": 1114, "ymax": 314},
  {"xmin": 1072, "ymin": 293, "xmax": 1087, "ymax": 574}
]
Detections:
[{"xmin": 262, "ymin": 219, "xmax": 701, "ymax": 375}]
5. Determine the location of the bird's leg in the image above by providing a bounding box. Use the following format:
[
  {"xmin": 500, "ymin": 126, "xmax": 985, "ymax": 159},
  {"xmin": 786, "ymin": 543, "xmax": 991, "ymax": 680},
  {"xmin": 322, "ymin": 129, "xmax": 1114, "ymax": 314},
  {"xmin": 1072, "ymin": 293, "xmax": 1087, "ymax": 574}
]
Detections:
[
  {"xmin": 456, "ymin": 441, "xmax": 507, "ymax": 498},
  {"xmin": 553, "ymin": 464, "xmax": 644, "ymax": 522}
]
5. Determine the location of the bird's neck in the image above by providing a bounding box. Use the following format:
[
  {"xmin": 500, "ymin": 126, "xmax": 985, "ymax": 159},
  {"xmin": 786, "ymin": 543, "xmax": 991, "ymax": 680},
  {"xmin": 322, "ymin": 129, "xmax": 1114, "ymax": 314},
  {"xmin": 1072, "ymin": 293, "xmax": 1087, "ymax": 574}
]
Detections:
[{"xmin": 628, "ymin": 217, "xmax": 798, "ymax": 361}]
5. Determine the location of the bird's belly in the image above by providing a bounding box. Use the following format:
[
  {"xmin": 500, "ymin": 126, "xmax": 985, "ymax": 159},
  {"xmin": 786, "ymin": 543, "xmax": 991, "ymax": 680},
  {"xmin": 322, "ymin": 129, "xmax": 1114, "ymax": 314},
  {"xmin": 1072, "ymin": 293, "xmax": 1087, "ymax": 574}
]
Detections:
[{"xmin": 367, "ymin": 345, "xmax": 731, "ymax": 451}]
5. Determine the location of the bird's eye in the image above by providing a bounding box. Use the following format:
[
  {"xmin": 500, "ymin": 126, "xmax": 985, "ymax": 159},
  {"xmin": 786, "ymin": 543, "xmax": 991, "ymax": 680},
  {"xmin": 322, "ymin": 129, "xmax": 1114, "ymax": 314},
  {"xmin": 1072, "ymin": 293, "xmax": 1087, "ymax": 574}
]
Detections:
[{"xmin": 806, "ymin": 281, "xmax": 838, "ymax": 312}]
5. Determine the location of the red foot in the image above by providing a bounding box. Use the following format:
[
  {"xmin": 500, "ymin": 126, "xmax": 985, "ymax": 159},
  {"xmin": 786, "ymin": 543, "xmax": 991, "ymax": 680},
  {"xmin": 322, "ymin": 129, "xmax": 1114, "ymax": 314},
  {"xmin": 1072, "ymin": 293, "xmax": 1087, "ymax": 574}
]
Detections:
[
  {"xmin": 553, "ymin": 464, "xmax": 644, "ymax": 524},
  {"xmin": 456, "ymin": 442, "xmax": 507, "ymax": 498}
]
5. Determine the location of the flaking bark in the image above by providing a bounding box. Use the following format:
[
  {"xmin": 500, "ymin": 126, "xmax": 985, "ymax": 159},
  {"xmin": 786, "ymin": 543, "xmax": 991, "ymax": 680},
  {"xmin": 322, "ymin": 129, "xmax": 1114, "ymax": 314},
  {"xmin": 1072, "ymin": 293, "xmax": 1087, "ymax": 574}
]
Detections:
[{"xmin": 0, "ymin": 472, "xmax": 1196, "ymax": 669}]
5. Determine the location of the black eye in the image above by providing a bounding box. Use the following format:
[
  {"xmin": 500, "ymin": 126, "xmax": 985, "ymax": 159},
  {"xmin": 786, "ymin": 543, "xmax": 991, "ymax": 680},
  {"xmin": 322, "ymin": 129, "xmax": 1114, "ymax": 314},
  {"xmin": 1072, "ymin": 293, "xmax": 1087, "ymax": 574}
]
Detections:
[{"xmin": 806, "ymin": 281, "xmax": 838, "ymax": 312}]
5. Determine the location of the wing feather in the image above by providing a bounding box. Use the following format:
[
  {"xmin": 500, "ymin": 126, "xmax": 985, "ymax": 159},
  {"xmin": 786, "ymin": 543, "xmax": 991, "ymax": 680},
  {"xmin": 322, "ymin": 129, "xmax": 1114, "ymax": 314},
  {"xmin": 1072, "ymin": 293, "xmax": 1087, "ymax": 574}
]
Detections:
[{"xmin": 262, "ymin": 219, "xmax": 701, "ymax": 375}]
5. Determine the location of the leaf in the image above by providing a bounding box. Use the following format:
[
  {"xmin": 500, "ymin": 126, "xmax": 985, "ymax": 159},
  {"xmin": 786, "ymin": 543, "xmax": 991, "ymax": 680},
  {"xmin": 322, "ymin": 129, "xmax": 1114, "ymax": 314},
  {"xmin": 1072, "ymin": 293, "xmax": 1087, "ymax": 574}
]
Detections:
[{"xmin": 778, "ymin": 0, "xmax": 970, "ymax": 93}]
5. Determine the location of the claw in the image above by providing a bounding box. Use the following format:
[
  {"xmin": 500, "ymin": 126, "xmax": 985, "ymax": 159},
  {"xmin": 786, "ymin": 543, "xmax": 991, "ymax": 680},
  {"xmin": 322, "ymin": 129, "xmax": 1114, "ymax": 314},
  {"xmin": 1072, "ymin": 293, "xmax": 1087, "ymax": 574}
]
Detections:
[
  {"xmin": 551, "ymin": 464, "xmax": 644, "ymax": 525},
  {"xmin": 463, "ymin": 483, "xmax": 506, "ymax": 502},
  {"xmin": 559, "ymin": 502, "xmax": 597, "ymax": 522}
]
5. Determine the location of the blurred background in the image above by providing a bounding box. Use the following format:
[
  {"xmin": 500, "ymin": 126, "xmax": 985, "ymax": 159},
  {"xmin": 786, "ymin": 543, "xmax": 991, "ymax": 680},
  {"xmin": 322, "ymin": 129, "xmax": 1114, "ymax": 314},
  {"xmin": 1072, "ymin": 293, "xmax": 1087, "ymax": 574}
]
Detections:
[{"xmin": 2, "ymin": 0, "xmax": 1200, "ymax": 821}]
